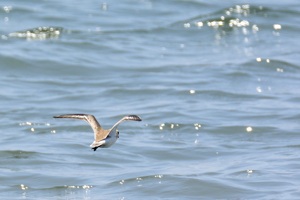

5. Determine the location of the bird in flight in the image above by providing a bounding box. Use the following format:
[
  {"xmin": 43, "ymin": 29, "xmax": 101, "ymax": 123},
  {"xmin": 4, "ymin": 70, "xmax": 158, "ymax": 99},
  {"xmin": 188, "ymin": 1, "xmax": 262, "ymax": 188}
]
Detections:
[{"xmin": 53, "ymin": 114, "xmax": 142, "ymax": 151}]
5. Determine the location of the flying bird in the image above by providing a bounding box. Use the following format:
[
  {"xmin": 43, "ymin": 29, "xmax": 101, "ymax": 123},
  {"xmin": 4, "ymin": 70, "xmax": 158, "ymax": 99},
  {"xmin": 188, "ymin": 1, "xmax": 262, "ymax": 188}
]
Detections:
[{"xmin": 53, "ymin": 114, "xmax": 142, "ymax": 151}]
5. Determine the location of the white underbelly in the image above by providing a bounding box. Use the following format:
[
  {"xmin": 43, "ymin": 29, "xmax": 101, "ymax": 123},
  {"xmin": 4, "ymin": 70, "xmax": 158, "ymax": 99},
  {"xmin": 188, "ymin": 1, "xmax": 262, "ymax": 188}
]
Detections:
[{"xmin": 102, "ymin": 136, "xmax": 118, "ymax": 147}]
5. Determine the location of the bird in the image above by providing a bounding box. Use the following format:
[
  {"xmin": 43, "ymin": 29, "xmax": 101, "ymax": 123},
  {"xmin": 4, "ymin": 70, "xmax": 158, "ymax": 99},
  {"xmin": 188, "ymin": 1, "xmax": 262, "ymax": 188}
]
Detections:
[{"xmin": 53, "ymin": 114, "xmax": 142, "ymax": 151}]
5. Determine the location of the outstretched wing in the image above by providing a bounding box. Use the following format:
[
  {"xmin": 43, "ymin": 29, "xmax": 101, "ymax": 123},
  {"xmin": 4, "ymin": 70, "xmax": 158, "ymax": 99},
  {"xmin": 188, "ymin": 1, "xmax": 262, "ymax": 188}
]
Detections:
[
  {"xmin": 110, "ymin": 115, "xmax": 142, "ymax": 130},
  {"xmin": 53, "ymin": 114, "xmax": 110, "ymax": 141}
]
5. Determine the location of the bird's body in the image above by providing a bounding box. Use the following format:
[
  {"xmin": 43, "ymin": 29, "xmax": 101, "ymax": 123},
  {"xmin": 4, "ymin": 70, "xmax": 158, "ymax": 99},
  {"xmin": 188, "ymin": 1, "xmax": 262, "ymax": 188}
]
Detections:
[{"xmin": 53, "ymin": 114, "xmax": 142, "ymax": 151}]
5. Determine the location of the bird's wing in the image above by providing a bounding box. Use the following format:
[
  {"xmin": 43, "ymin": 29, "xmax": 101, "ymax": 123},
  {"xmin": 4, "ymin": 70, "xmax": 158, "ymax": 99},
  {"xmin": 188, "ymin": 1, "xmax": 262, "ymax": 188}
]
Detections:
[
  {"xmin": 53, "ymin": 114, "xmax": 110, "ymax": 141},
  {"xmin": 110, "ymin": 115, "xmax": 142, "ymax": 131}
]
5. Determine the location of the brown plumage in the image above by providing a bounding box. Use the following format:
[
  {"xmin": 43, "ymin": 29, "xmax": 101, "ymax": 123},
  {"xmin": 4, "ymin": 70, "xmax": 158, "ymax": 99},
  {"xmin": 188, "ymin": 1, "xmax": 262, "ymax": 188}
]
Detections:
[{"xmin": 53, "ymin": 114, "xmax": 142, "ymax": 151}]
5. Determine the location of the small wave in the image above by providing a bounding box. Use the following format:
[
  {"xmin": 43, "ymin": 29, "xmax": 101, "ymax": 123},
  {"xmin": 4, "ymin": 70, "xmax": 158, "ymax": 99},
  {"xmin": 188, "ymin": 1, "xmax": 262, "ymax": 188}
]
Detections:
[
  {"xmin": 8, "ymin": 26, "xmax": 63, "ymax": 40},
  {"xmin": 0, "ymin": 150, "xmax": 38, "ymax": 159},
  {"xmin": 109, "ymin": 173, "xmax": 165, "ymax": 188},
  {"xmin": 39, "ymin": 184, "xmax": 93, "ymax": 191}
]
